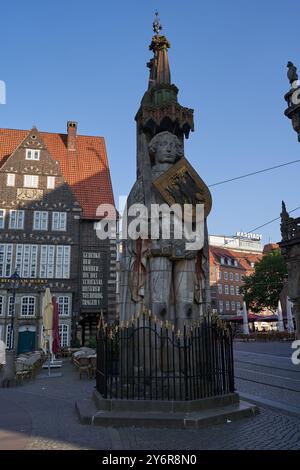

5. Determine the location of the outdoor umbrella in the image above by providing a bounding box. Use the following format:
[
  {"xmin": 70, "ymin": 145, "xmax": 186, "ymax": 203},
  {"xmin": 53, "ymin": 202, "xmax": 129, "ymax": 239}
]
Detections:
[
  {"xmin": 52, "ymin": 296, "xmax": 60, "ymax": 355},
  {"xmin": 42, "ymin": 287, "xmax": 53, "ymax": 355},
  {"xmin": 286, "ymin": 297, "xmax": 295, "ymax": 333},
  {"xmin": 277, "ymin": 300, "xmax": 285, "ymax": 332},
  {"xmin": 242, "ymin": 302, "xmax": 250, "ymax": 335}
]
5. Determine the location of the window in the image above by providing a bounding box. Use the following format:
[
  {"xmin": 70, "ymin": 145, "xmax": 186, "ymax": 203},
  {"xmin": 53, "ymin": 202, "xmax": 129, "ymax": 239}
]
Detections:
[
  {"xmin": 55, "ymin": 246, "xmax": 71, "ymax": 279},
  {"xmin": 24, "ymin": 175, "xmax": 39, "ymax": 188},
  {"xmin": 0, "ymin": 209, "xmax": 5, "ymax": 229},
  {"xmin": 9, "ymin": 210, "xmax": 24, "ymax": 229},
  {"xmin": 224, "ymin": 272, "xmax": 228, "ymax": 280},
  {"xmin": 0, "ymin": 244, "xmax": 13, "ymax": 277},
  {"xmin": 226, "ymin": 301, "xmax": 230, "ymax": 311},
  {"xmin": 231, "ymin": 301, "xmax": 236, "ymax": 311},
  {"xmin": 235, "ymin": 273, "xmax": 239, "ymax": 281},
  {"xmin": 220, "ymin": 257, "xmax": 225, "ymax": 265},
  {"xmin": 236, "ymin": 286, "xmax": 240, "ymax": 295},
  {"xmin": 229, "ymin": 272, "xmax": 234, "ymax": 281},
  {"xmin": 218, "ymin": 284, "xmax": 222, "ymax": 294},
  {"xmin": 7, "ymin": 174, "xmax": 15, "ymax": 186},
  {"xmin": 234, "ymin": 260, "xmax": 238, "ymax": 267},
  {"xmin": 230, "ymin": 285, "xmax": 235, "ymax": 295},
  {"xmin": 59, "ymin": 324, "xmax": 69, "ymax": 347},
  {"xmin": 40, "ymin": 245, "xmax": 55, "ymax": 278},
  {"xmin": 250, "ymin": 262, "xmax": 255, "ymax": 268},
  {"xmin": 240, "ymin": 274, "xmax": 244, "ymax": 282},
  {"xmin": 47, "ymin": 176, "xmax": 55, "ymax": 189},
  {"xmin": 225, "ymin": 285, "xmax": 229, "ymax": 295},
  {"xmin": 6, "ymin": 325, "xmax": 13, "ymax": 348},
  {"xmin": 236, "ymin": 302, "xmax": 241, "ymax": 311},
  {"xmin": 0, "ymin": 296, "xmax": 3, "ymax": 315},
  {"xmin": 218, "ymin": 271, "xmax": 222, "ymax": 280},
  {"xmin": 33, "ymin": 211, "xmax": 48, "ymax": 230},
  {"xmin": 57, "ymin": 296, "xmax": 70, "ymax": 316},
  {"xmin": 40, "ymin": 245, "xmax": 70, "ymax": 279},
  {"xmin": 52, "ymin": 212, "xmax": 67, "ymax": 231},
  {"xmin": 8, "ymin": 296, "xmax": 14, "ymax": 316},
  {"xmin": 15, "ymin": 244, "xmax": 37, "ymax": 278},
  {"xmin": 21, "ymin": 297, "xmax": 35, "ymax": 316},
  {"xmin": 219, "ymin": 301, "xmax": 223, "ymax": 313},
  {"xmin": 26, "ymin": 149, "xmax": 40, "ymax": 160}
]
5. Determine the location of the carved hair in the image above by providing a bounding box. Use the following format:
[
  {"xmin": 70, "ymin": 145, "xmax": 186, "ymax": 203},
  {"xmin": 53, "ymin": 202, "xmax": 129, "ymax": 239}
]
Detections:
[{"xmin": 148, "ymin": 131, "xmax": 184, "ymax": 160}]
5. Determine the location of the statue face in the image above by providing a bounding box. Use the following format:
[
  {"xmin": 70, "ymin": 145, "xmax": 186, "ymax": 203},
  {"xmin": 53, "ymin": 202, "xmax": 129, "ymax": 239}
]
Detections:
[{"xmin": 153, "ymin": 133, "xmax": 179, "ymax": 164}]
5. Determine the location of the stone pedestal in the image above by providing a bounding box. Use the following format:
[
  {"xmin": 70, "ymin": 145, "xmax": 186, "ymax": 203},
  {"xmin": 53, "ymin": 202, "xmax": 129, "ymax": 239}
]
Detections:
[{"xmin": 0, "ymin": 350, "xmax": 16, "ymax": 388}]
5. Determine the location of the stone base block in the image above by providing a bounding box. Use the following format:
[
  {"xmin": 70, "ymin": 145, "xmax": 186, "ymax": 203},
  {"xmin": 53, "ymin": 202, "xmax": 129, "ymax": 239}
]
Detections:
[{"xmin": 75, "ymin": 392, "xmax": 259, "ymax": 428}]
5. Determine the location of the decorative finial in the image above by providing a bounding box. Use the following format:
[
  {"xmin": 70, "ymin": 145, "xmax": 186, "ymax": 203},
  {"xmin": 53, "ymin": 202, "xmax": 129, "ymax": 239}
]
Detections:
[
  {"xmin": 153, "ymin": 11, "xmax": 162, "ymax": 35},
  {"xmin": 287, "ymin": 61, "xmax": 298, "ymax": 85}
]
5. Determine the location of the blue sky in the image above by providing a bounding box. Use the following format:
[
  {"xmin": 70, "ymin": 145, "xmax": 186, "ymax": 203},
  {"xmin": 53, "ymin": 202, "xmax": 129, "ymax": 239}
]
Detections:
[{"xmin": 1, "ymin": 0, "xmax": 300, "ymax": 244}]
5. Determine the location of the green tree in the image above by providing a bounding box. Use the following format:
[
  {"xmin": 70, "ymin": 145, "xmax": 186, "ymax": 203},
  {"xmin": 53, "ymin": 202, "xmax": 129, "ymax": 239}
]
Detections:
[{"xmin": 240, "ymin": 249, "xmax": 287, "ymax": 314}]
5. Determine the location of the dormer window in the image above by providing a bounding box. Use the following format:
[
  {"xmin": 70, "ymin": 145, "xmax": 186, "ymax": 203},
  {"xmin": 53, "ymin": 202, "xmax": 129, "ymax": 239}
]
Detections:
[
  {"xmin": 26, "ymin": 149, "xmax": 40, "ymax": 161},
  {"xmin": 7, "ymin": 174, "xmax": 15, "ymax": 187},
  {"xmin": 220, "ymin": 257, "xmax": 225, "ymax": 264},
  {"xmin": 24, "ymin": 175, "xmax": 39, "ymax": 188}
]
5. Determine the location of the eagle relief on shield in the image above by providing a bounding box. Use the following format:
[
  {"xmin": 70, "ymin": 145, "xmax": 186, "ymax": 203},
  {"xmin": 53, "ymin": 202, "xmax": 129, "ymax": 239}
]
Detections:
[{"xmin": 153, "ymin": 157, "xmax": 212, "ymax": 220}]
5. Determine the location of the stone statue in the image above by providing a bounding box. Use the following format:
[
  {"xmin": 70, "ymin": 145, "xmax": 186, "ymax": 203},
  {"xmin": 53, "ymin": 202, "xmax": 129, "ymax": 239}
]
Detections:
[{"xmin": 120, "ymin": 131, "xmax": 210, "ymax": 331}]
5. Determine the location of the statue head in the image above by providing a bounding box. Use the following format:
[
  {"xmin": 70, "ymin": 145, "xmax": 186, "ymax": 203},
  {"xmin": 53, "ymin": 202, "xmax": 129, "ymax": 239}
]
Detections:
[{"xmin": 149, "ymin": 131, "xmax": 183, "ymax": 165}]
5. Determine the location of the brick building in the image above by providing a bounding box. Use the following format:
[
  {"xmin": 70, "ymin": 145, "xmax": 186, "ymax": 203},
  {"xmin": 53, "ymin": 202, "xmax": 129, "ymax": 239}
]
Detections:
[
  {"xmin": 0, "ymin": 123, "xmax": 116, "ymax": 353},
  {"xmin": 209, "ymin": 234, "xmax": 263, "ymax": 316}
]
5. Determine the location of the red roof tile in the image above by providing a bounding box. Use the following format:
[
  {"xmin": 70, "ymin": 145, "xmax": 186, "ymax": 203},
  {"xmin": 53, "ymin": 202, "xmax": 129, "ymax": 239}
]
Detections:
[
  {"xmin": 209, "ymin": 245, "xmax": 262, "ymax": 272},
  {"xmin": 0, "ymin": 128, "xmax": 115, "ymax": 219}
]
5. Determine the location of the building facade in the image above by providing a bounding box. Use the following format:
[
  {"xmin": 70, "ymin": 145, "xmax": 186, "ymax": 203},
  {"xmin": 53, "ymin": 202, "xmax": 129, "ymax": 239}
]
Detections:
[
  {"xmin": 0, "ymin": 123, "xmax": 116, "ymax": 353},
  {"xmin": 209, "ymin": 234, "xmax": 263, "ymax": 317}
]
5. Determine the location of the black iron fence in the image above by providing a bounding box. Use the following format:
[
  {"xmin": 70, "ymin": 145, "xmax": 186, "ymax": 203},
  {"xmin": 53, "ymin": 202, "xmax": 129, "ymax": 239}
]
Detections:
[{"xmin": 96, "ymin": 313, "xmax": 234, "ymax": 401}]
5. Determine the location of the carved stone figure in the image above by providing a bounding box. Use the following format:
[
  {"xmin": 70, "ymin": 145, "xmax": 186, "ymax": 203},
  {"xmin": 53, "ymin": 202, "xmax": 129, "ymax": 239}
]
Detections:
[{"xmin": 120, "ymin": 131, "xmax": 211, "ymax": 331}]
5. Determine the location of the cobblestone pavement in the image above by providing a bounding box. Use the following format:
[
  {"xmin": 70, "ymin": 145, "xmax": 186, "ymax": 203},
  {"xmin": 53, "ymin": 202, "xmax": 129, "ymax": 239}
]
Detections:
[{"xmin": 0, "ymin": 342, "xmax": 299, "ymax": 450}]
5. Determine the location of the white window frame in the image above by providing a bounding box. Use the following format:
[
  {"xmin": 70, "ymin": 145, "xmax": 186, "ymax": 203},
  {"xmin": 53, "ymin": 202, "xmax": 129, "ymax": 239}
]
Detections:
[
  {"xmin": 224, "ymin": 272, "xmax": 228, "ymax": 280},
  {"xmin": 52, "ymin": 212, "xmax": 67, "ymax": 231},
  {"xmin": 40, "ymin": 245, "xmax": 55, "ymax": 278},
  {"xmin": 220, "ymin": 257, "xmax": 225, "ymax": 265},
  {"xmin": 21, "ymin": 296, "xmax": 35, "ymax": 317},
  {"xmin": 224, "ymin": 285, "xmax": 229, "ymax": 295},
  {"xmin": 218, "ymin": 284, "xmax": 222, "ymax": 294},
  {"xmin": 59, "ymin": 324, "xmax": 69, "ymax": 347},
  {"xmin": 0, "ymin": 209, "xmax": 5, "ymax": 229},
  {"xmin": 236, "ymin": 302, "xmax": 241, "ymax": 311},
  {"xmin": 230, "ymin": 285, "xmax": 235, "ymax": 295},
  {"xmin": 8, "ymin": 296, "xmax": 14, "ymax": 317},
  {"xmin": 236, "ymin": 286, "xmax": 240, "ymax": 295},
  {"xmin": 55, "ymin": 246, "xmax": 71, "ymax": 279},
  {"xmin": 26, "ymin": 149, "xmax": 40, "ymax": 161},
  {"xmin": 0, "ymin": 244, "xmax": 13, "ymax": 277},
  {"xmin": 6, "ymin": 324, "xmax": 13, "ymax": 348},
  {"xmin": 226, "ymin": 301, "xmax": 230, "ymax": 311},
  {"xmin": 7, "ymin": 174, "xmax": 15, "ymax": 187},
  {"xmin": 229, "ymin": 272, "xmax": 234, "ymax": 281},
  {"xmin": 47, "ymin": 176, "xmax": 55, "ymax": 189},
  {"xmin": 231, "ymin": 301, "xmax": 236, "ymax": 311},
  {"xmin": 33, "ymin": 211, "xmax": 48, "ymax": 231},
  {"xmin": 24, "ymin": 175, "xmax": 39, "ymax": 188},
  {"xmin": 0, "ymin": 296, "xmax": 3, "ymax": 316},
  {"xmin": 57, "ymin": 296, "xmax": 70, "ymax": 316},
  {"xmin": 218, "ymin": 271, "xmax": 222, "ymax": 280},
  {"xmin": 235, "ymin": 273, "xmax": 239, "ymax": 281},
  {"xmin": 219, "ymin": 301, "xmax": 223, "ymax": 313},
  {"xmin": 9, "ymin": 210, "xmax": 24, "ymax": 230}
]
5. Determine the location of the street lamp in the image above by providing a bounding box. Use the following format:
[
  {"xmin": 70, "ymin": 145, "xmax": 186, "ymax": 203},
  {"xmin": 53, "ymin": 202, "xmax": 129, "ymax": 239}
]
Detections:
[{"xmin": 9, "ymin": 270, "xmax": 20, "ymax": 350}]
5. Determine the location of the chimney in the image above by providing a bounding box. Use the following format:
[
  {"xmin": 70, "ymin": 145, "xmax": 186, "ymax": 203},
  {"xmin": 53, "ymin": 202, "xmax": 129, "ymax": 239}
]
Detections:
[{"xmin": 67, "ymin": 121, "xmax": 78, "ymax": 151}]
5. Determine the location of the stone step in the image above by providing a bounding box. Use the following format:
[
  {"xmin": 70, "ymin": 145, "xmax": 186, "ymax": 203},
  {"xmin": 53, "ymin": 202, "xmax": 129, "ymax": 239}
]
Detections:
[{"xmin": 75, "ymin": 398, "xmax": 258, "ymax": 428}]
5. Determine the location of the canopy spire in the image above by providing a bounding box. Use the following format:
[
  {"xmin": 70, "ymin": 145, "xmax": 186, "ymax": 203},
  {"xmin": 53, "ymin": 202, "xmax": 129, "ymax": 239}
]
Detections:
[{"xmin": 153, "ymin": 11, "xmax": 162, "ymax": 35}]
